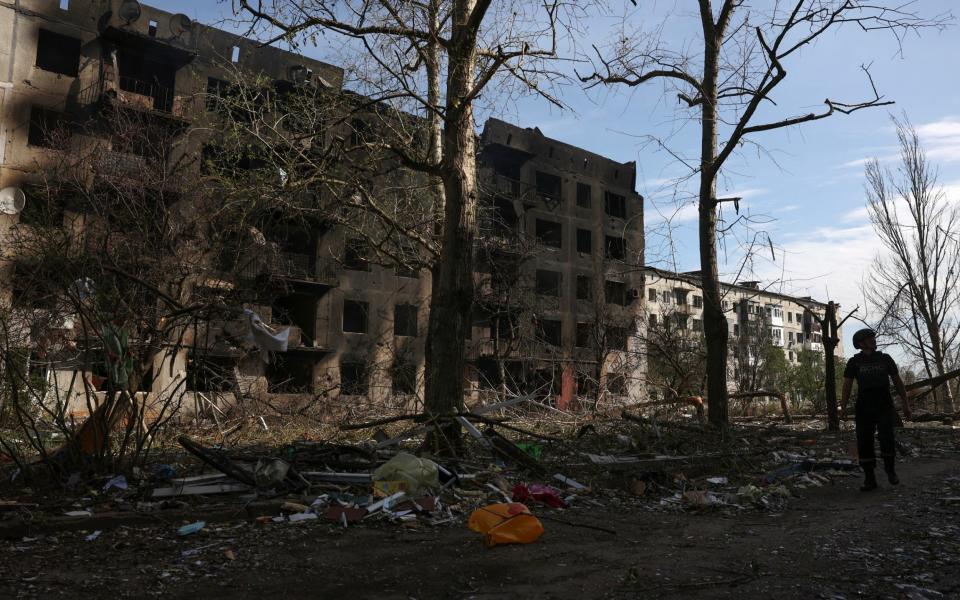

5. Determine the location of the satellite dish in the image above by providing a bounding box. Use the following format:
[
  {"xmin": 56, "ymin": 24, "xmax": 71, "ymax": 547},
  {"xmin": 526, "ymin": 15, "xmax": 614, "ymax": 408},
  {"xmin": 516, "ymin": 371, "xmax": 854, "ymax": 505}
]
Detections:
[
  {"xmin": 0, "ymin": 187, "xmax": 26, "ymax": 215},
  {"xmin": 169, "ymin": 13, "xmax": 192, "ymax": 36},
  {"xmin": 117, "ymin": 0, "xmax": 142, "ymax": 24}
]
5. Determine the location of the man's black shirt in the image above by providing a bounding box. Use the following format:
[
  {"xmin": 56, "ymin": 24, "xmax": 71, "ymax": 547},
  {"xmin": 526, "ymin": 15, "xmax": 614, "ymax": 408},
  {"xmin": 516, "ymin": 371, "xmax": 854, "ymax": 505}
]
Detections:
[{"xmin": 844, "ymin": 351, "xmax": 898, "ymax": 398}]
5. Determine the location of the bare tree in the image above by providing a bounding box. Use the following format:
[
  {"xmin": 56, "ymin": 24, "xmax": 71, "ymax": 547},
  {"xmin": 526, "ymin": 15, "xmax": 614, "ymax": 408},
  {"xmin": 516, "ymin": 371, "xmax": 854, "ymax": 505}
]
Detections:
[
  {"xmin": 236, "ymin": 0, "xmax": 586, "ymax": 451},
  {"xmin": 582, "ymin": 1, "xmax": 947, "ymax": 426},
  {"xmin": 0, "ymin": 98, "xmax": 272, "ymax": 473},
  {"xmin": 864, "ymin": 117, "xmax": 960, "ymax": 413}
]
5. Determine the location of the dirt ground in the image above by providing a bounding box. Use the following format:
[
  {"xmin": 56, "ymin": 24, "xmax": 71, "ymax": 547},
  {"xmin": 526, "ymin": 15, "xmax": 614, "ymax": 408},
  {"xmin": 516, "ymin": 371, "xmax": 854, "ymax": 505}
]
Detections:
[{"xmin": 1, "ymin": 424, "xmax": 958, "ymax": 599}]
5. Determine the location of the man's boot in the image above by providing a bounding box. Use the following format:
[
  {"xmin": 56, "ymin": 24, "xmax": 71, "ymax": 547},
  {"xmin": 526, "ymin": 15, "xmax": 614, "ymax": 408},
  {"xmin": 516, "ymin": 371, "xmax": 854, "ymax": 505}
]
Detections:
[
  {"xmin": 860, "ymin": 467, "xmax": 878, "ymax": 491},
  {"xmin": 884, "ymin": 457, "xmax": 900, "ymax": 485}
]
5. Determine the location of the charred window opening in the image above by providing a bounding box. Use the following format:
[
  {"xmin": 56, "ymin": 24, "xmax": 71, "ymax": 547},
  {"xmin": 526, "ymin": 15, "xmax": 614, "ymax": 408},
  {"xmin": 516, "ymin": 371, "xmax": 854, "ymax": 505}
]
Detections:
[
  {"xmin": 604, "ymin": 191, "xmax": 627, "ymax": 219},
  {"xmin": 349, "ymin": 118, "xmax": 368, "ymax": 146},
  {"xmin": 576, "ymin": 275, "xmax": 593, "ymax": 301},
  {"xmin": 394, "ymin": 304, "xmax": 418, "ymax": 337},
  {"xmin": 576, "ymin": 182, "xmax": 592, "ymax": 209},
  {"xmin": 343, "ymin": 300, "xmax": 369, "ymax": 334},
  {"xmin": 35, "ymin": 29, "xmax": 81, "ymax": 77},
  {"xmin": 606, "ymin": 327, "xmax": 629, "ymax": 351},
  {"xmin": 493, "ymin": 314, "xmax": 519, "ymax": 340},
  {"xmin": 344, "ymin": 238, "xmax": 370, "ymax": 271},
  {"xmin": 28, "ymin": 106, "xmax": 67, "ymax": 148},
  {"xmin": 535, "ymin": 218, "xmax": 562, "ymax": 248},
  {"xmin": 272, "ymin": 293, "xmax": 317, "ymax": 344},
  {"xmin": 575, "ymin": 322, "xmax": 593, "ymax": 348},
  {"xmin": 186, "ymin": 355, "xmax": 235, "ymax": 393},
  {"xmin": 537, "ymin": 318, "xmax": 562, "ymax": 346},
  {"xmin": 535, "ymin": 269, "xmax": 561, "ymax": 297},
  {"xmin": 576, "ymin": 228, "xmax": 592, "ymax": 254},
  {"xmin": 535, "ymin": 171, "xmax": 562, "ymax": 203},
  {"xmin": 116, "ymin": 49, "xmax": 178, "ymax": 112},
  {"xmin": 267, "ymin": 355, "xmax": 314, "ymax": 393},
  {"xmin": 205, "ymin": 77, "xmax": 230, "ymax": 111},
  {"xmin": 391, "ymin": 361, "xmax": 417, "ymax": 395},
  {"xmin": 340, "ymin": 361, "xmax": 367, "ymax": 395},
  {"xmin": 475, "ymin": 357, "xmax": 501, "ymax": 390},
  {"xmin": 605, "ymin": 235, "xmax": 626, "ymax": 261},
  {"xmin": 605, "ymin": 280, "xmax": 627, "ymax": 306},
  {"xmin": 490, "ymin": 198, "xmax": 519, "ymax": 235}
]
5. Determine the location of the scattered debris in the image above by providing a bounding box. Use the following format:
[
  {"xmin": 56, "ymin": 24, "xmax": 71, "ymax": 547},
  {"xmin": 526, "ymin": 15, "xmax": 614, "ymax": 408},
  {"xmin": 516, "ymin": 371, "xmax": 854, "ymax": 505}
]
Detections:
[
  {"xmin": 468, "ymin": 503, "xmax": 544, "ymax": 547},
  {"xmin": 177, "ymin": 521, "xmax": 206, "ymax": 536}
]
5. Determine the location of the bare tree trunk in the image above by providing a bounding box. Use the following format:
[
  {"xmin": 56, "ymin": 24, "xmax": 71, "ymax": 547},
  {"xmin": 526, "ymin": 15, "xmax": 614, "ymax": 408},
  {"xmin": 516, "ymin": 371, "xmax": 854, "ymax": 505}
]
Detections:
[
  {"xmin": 823, "ymin": 302, "xmax": 840, "ymax": 431},
  {"xmin": 423, "ymin": 1, "xmax": 480, "ymax": 452},
  {"xmin": 698, "ymin": 15, "xmax": 728, "ymax": 427}
]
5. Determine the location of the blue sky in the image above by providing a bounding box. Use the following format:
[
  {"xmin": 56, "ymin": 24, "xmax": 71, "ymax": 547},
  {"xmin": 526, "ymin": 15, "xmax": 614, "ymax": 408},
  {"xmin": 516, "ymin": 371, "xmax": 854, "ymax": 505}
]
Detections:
[{"xmin": 163, "ymin": 1, "xmax": 959, "ymax": 362}]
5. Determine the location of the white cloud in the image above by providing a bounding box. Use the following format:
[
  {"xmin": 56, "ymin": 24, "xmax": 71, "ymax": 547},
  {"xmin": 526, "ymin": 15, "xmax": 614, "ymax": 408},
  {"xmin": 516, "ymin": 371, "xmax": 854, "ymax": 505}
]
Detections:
[{"xmin": 841, "ymin": 205, "xmax": 869, "ymax": 223}]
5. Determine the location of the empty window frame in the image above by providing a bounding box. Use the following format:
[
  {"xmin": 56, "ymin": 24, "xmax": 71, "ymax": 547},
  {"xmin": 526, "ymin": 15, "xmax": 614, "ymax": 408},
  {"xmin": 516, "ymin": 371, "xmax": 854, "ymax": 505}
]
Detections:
[
  {"xmin": 205, "ymin": 77, "xmax": 231, "ymax": 111},
  {"xmin": 674, "ymin": 289, "xmax": 688, "ymax": 305},
  {"xmin": 648, "ymin": 313, "xmax": 658, "ymax": 327},
  {"xmin": 605, "ymin": 235, "xmax": 626, "ymax": 260},
  {"xmin": 535, "ymin": 269, "xmax": 562, "ymax": 297},
  {"xmin": 648, "ymin": 288, "xmax": 657, "ymax": 302},
  {"xmin": 693, "ymin": 295, "xmax": 703, "ymax": 308},
  {"xmin": 576, "ymin": 275, "xmax": 593, "ymax": 301},
  {"xmin": 604, "ymin": 191, "xmax": 627, "ymax": 219},
  {"xmin": 537, "ymin": 318, "xmax": 562, "ymax": 346},
  {"xmin": 231, "ymin": 45, "xmax": 241, "ymax": 63},
  {"xmin": 535, "ymin": 171, "xmax": 562, "ymax": 201},
  {"xmin": 576, "ymin": 228, "xmax": 592, "ymax": 254},
  {"xmin": 391, "ymin": 362, "xmax": 417, "ymax": 395},
  {"xmin": 606, "ymin": 327, "xmax": 629, "ymax": 351},
  {"xmin": 535, "ymin": 218, "xmax": 562, "ymax": 248},
  {"xmin": 148, "ymin": 20, "xmax": 158, "ymax": 37},
  {"xmin": 35, "ymin": 29, "xmax": 81, "ymax": 77},
  {"xmin": 28, "ymin": 106, "xmax": 66, "ymax": 147},
  {"xmin": 340, "ymin": 361, "xmax": 367, "ymax": 395},
  {"xmin": 394, "ymin": 304, "xmax": 418, "ymax": 337},
  {"xmin": 342, "ymin": 300, "xmax": 369, "ymax": 333},
  {"xmin": 344, "ymin": 238, "xmax": 370, "ymax": 271},
  {"xmin": 576, "ymin": 182, "xmax": 592, "ymax": 209},
  {"xmin": 575, "ymin": 322, "xmax": 593, "ymax": 348},
  {"xmin": 605, "ymin": 280, "xmax": 627, "ymax": 307}
]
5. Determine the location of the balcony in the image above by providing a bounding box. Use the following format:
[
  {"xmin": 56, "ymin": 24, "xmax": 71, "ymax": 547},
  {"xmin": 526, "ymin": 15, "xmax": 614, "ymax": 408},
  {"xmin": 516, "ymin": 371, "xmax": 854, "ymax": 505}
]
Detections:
[
  {"xmin": 73, "ymin": 76, "xmax": 199, "ymax": 122},
  {"xmin": 481, "ymin": 171, "xmax": 536, "ymax": 203},
  {"xmin": 237, "ymin": 252, "xmax": 338, "ymax": 286}
]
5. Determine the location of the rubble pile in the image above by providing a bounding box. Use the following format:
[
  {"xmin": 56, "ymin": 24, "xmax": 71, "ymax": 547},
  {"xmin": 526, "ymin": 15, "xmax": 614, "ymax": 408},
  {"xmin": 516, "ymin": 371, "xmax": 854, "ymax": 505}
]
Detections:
[{"xmin": 1, "ymin": 401, "xmax": 957, "ymax": 549}]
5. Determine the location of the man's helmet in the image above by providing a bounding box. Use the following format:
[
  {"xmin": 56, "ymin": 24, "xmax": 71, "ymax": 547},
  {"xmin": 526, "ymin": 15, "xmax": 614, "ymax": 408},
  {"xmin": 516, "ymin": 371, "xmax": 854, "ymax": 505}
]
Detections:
[{"xmin": 853, "ymin": 328, "xmax": 876, "ymax": 349}]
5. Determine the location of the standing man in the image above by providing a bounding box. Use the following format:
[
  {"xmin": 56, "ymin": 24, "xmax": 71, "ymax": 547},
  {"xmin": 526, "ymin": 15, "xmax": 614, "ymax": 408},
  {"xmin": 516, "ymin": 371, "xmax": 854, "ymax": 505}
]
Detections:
[{"xmin": 841, "ymin": 328, "xmax": 912, "ymax": 491}]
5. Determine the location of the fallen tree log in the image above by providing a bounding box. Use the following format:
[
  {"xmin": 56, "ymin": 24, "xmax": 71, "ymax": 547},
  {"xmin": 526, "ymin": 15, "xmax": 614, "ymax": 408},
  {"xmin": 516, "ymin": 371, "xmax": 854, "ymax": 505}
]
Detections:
[{"xmin": 729, "ymin": 390, "xmax": 791, "ymax": 424}]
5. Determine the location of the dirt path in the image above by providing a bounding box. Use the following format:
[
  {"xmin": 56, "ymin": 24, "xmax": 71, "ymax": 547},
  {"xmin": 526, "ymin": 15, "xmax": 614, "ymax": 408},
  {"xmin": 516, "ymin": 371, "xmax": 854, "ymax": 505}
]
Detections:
[{"xmin": 2, "ymin": 454, "xmax": 958, "ymax": 599}]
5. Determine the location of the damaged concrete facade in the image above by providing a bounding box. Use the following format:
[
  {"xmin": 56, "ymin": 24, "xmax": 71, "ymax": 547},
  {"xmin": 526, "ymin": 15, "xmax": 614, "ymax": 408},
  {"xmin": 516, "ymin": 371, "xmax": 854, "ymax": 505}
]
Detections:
[
  {"xmin": 0, "ymin": 1, "xmax": 647, "ymax": 416},
  {"xmin": 470, "ymin": 120, "xmax": 645, "ymax": 409}
]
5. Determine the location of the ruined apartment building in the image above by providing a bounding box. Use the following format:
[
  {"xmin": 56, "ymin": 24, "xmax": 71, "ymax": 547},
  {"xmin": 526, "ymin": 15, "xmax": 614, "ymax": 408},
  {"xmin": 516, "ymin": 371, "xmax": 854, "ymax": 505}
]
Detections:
[
  {"xmin": 0, "ymin": 1, "xmax": 645, "ymax": 413},
  {"xmin": 471, "ymin": 119, "xmax": 645, "ymax": 409},
  {"xmin": 642, "ymin": 266, "xmax": 844, "ymax": 393}
]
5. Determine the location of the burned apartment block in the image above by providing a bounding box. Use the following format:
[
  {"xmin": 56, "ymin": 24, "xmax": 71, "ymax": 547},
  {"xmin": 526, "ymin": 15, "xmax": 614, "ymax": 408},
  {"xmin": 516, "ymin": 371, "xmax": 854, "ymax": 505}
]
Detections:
[
  {"xmin": 0, "ymin": 1, "xmax": 645, "ymax": 418},
  {"xmin": 469, "ymin": 119, "xmax": 645, "ymax": 409},
  {"xmin": 642, "ymin": 266, "xmax": 844, "ymax": 402}
]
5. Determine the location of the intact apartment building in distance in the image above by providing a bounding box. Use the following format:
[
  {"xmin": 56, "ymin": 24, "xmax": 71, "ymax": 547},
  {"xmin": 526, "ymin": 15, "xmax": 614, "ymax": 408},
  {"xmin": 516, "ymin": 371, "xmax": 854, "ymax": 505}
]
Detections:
[
  {"xmin": 642, "ymin": 266, "xmax": 843, "ymax": 399},
  {"xmin": 0, "ymin": 0, "xmax": 646, "ymax": 415}
]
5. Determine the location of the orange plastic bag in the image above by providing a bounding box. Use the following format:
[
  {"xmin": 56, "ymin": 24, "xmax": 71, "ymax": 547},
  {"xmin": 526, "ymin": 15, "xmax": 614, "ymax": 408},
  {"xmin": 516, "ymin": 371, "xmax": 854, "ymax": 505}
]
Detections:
[{"xmin": 468, "ymin": 502, "xmax": 544, "ymax": 547}]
